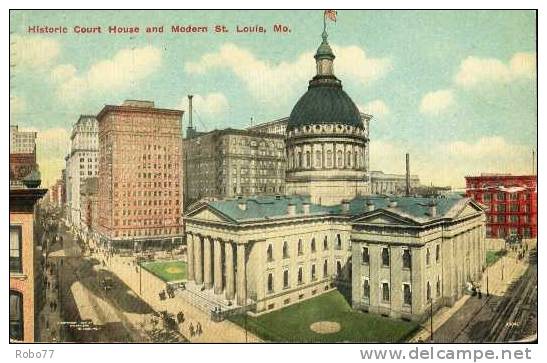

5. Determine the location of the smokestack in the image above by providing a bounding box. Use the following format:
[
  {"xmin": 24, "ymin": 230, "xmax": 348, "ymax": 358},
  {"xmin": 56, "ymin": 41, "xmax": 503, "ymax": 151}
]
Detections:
[
  {"xmin": 405, "ymin": 153, "xmax": 411, "ymax": 197},
  {"xmin": 188, "ymin": 95, "xmax": 194, "ymax": 128}
]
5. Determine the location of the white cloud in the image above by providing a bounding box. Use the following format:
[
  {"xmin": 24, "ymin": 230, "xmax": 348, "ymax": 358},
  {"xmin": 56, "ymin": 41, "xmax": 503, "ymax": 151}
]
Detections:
[
  {"xmin": 370, "ymin": 136, "xmax": 532, "ymax": 188},
  {"xmin": 10, "ymin": 95, "xmax": 26, "ymax": 117},
  {"xmin": 359, "ymin": 99, "xmax": 390, "ymax": 118},
  {"xmin": 184, "ymin": 43, "xmax": 391, "ymax": 104},
  {"xmin": 419, "ymin": 89, "xmax": 455, "ymax": 116},
  {"xmin": 11, "ymin": 35, "xmax": 60, "ymax": 69},
  {"xmin": 51, "ymin": 46, "xmax": 162, "ymax": 103},
  {"xmin": 454, "ymin": 52, "xmax": 536, "ymax": 88}
]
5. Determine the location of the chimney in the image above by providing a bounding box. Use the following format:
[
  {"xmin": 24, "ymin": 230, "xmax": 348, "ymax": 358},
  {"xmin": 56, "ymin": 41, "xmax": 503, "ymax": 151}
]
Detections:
[
  {"xmin": 287, "ymin": 203, "xmax": 296, "ymax": 216},
  {"xmin": 405, "ymin": 153, "xmax": 410, "ymax": 197},
  {"xmin": 341, "ymin": 200, "xmax": 350, "ymax": 213},
  {"xmin": 188, "ymin": 95, "xmax": 193, "ymax": 128},
  {"xmin": 389, "ymin": 199, "xmax": 398, "ymax": 208},
  {"xmin": 366, "ymin": 199, "xmax": 375, "ymax": 212},
  {"xmin": 302, "ymin": 202, "xmax": 310, "ymax": 215},
  {"xmin": 428, "ymin": 200, "xmax": 437, "ymax": 217},
  {"xmin": 238, "ymin": 199, "xmax": 247, "ymax": 211}
]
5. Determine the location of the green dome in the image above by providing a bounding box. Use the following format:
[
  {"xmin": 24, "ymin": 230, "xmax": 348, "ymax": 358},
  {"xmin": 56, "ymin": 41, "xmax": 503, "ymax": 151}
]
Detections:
[{"xmin": 287, "ymin": 81, "xmax": 362, "ymax": 131}]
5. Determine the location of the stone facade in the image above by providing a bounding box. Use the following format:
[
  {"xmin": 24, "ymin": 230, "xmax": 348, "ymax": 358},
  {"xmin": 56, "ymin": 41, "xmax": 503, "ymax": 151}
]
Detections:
[
  {"xmin": 96, "ymin": 100, "xmax": 184, "ymax": 249},
  {"xmin": 184, "ymin": 195, "xmax": 486, "ymax": 321},
  {"xmin": 370, "ymin": 171, "xmax": 421, "ymax": 195},
  {"xmin": 66, "ymin": 115, "xmax": 99, "ymax": 228},
  {"xmin": 246, "ymin": 117, "xmax": 288, "ymax": 136},
  {"xmin": 183, "ymin": 128, "xmax": 286, "ymax": 207}
]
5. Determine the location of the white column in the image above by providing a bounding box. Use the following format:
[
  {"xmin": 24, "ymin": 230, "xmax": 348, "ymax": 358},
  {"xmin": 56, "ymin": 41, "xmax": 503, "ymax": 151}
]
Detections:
[
  {"xmin": 203, "ymin": 236, "xmax": 213, "ymax": 289},
  {"xmin": 194, "ymin": 235, "xmax": 203, "ymax": 284},
  {"xmin": 214, "ymin": 238, "xmax": 223, "ymax": 294},
  {"xmin": 236, "ymin": 243, "xmax": 247, "ymax": 306},
  {"xmin": 225, "ymin": 241, "xmax": 235, "ymax": 301},
  {"xmin": 187, "ymin": 234, "xmax": 195, "ymax": 281}
]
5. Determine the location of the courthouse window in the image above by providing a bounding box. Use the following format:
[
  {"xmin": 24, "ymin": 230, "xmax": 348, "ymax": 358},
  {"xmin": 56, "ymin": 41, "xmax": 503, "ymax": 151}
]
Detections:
[
  {"xmin": 267, "ymin": 244, "xmax": 273, "ymax": 261},
  {"xmin": 403, "ymin": 284, "xmax": 412, "ymax": 306},
  {"xmin": 381, "ymin": 248, "xmax": 390, "ymax": 267},
  {"xmin": 402, "ymin": 249, "xmax": 411, "ymax": 269},
  {"xmin": 362, "ymin": 247, "xmax": 370, "ymax": 264},
  {"xmin": 382, "ymin": 282, "xmax": 390, "ymax": 302},
  {"xmin": 10, "ymin": 226, "xmax": 22, "ymax": 273},
  {"xmin": 267, "ymin": 273, "xmax": 274, "ymax": 293},
  {"xmin": 283, "ymin": 270, "xmax": 289, "ymax": 288},
  {"xmin": 282, "ymin": 241, "xmax": 289, "ymax": 258},
  {"xmin": 363, "ymin": 279, "xmax": 370, "ymax": 302}
]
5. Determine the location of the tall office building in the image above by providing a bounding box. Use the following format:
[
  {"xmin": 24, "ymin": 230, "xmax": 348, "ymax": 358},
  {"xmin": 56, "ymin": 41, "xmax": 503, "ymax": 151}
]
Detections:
[{"xmin": 97, "ymin": 100, "xmax": 184, "ymax": 249}]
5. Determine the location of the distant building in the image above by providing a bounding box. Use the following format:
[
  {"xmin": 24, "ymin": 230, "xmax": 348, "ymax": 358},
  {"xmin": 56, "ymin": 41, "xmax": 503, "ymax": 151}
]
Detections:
[
  {"xmin": 97, "ymin": 100, "xmax": 184, "ymax": 250},
  {"xmin": 10, "ymin": 125, "xmax": 37, "ymax": 154},
  {"xmin": 183, "ymin": 128, "xmax": 286, "ymax": 207},
  {"xmin": 9, "ymin": 153, "xmax": 37, "ymax": 188},
  {"xmin": 10, "ymin": 175, "xmax": 47, "ymax": 342},
  {"xmin": 80, "ymin": 177, "xmax": 99, "ymax": 246},
  {"xmin": 465, "ymin": 174, "xmax": 537, "ymax": 239},
  {"xmin": 370, "ymin": 171, "xmax": 421, "ymax": 195},
  {"xmin": 66, "ymin": 115, "xmax": 99, "ymax": 228},
  {"xmin": 49, "ymin": 179, "xmax": 65, "ymax": 208},
  {"xmin": 246, "ymin": 117, "xmax": 288, "ymax": 135}
]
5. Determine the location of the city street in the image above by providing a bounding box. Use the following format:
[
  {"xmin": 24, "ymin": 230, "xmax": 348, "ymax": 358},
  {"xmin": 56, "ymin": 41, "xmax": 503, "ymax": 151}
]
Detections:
[
  {"xmin": 411, "ymin": 246, "xmax": 537, "ymax": 343},
  {"xmin": 52, "ymin": 224, "xmax": 155, "ymax": 342}
]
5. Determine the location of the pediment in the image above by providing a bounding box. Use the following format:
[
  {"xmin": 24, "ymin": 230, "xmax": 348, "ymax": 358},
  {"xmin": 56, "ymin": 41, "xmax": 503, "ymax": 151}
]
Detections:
[
  {"xmin": 185, "ymin": 205, "xmax": 234, "ymax": 223},
  {"xmin": 453, "ymin": 201, "xmax": 484, "ymax": 218},
  {"xmin": 352, "ymin": 211, "xmax": 417, "ymax": 226}
]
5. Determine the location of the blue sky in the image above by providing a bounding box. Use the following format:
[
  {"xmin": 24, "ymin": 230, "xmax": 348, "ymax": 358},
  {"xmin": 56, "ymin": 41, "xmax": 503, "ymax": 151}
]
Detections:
[{"xmin": 9, "ymin": 10, "xmax": 537, "ymax": 187}]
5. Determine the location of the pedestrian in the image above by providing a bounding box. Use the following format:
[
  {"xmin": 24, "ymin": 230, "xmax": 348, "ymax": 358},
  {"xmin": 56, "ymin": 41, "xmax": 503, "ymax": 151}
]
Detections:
[
  {"xmin": 189, "ymin": 323, "xmax": 194, "ymax": 337},
  {"xmin": 196, "ymin": 322, "xmax": 202, "ymax": 335}
]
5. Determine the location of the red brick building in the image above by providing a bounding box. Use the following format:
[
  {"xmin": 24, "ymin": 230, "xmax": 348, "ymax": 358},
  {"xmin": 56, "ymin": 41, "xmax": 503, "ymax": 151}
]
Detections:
[
  {"xmin": 97, "ymin": 100, "xmax": 184, "ymax": 249},
  {"xmin": 465, "ymin": 174, "xmax": 537, "ymax": 239}
]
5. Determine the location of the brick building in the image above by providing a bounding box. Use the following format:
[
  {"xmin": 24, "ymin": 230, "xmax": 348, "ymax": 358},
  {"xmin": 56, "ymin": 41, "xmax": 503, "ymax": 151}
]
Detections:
[
  {"xmin": 10, "ymin": 178, "xmax": 47, "ymax": 342},
  {"xmin": 465, "ymin": 174, "xmax": 537, "ymax": 238},
  {"xmin": 97, "ymin": 100, "xmax": 184, "ymax": 249},
  {"xmin": 183, "ymin": 128, "xmax": 286, "ymax": 207}
]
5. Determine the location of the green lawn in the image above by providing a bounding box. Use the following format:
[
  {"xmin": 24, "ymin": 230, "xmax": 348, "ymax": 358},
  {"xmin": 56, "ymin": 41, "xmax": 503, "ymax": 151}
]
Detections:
[
  {"xmin": 140, "ymin": 260, "xmax": 187, "ymax": 282},
  {"xmin": 229, "ymin": 290, "xmax": 419, "ymax": 343},
  {"xmin": 486, "ymin": 250, "xmax": 507, "ymax": 266}
]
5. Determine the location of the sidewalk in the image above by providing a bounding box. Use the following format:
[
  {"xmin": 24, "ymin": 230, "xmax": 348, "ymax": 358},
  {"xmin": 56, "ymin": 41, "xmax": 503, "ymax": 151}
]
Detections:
[
  {"xmin": 102, "ymin": 254, "xmax": 262, "ymax": 343},
  {"xmin": 38, "ymin": 260, "xmax": 62, "ymax": 342},
  {"xmin": 409, "ymin": 249, "xmax": 529, "ymax": 342}
]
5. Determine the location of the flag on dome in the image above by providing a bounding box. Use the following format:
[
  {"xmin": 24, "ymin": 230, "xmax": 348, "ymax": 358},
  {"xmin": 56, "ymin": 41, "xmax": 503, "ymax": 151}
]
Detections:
[{"xmin": 325, "ymin": 10, "xmax": 337, "ymax": 22}]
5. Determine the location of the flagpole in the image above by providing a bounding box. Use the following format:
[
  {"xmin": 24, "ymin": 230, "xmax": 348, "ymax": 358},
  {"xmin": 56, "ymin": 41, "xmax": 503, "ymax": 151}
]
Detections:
[{"xmin": 323, "ymin": 12, "xmax": 326, "ymax": 34}]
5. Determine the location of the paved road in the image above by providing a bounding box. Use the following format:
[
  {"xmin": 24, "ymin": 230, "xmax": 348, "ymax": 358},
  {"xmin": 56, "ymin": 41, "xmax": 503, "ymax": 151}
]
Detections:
[
  {"xmin": 433, "ymin": 249, "xmax": 537, "ymax": 343},
  {"xmin": 56, "ymin": 224, "xmax": 154, "ymax": 342}
]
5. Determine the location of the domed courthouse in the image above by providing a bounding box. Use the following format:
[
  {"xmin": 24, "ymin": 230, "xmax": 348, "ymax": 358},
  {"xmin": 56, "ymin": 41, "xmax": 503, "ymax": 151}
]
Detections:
[
  {"xmin": 286, "ymin": 31, "xmax": 371, "ymax": 205},
  {"xmin": 184, "ymin": 32, "xmax": 487, "ymax": 323}
]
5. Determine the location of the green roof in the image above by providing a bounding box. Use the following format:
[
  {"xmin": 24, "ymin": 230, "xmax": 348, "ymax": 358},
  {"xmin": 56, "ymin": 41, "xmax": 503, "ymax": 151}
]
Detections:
[{"xmin": 202, "ymin": 195, "xmax": 476, "ymax": 224}]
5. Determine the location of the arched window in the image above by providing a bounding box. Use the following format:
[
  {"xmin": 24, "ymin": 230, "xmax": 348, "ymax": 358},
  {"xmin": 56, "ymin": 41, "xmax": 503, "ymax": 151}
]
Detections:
[
  {"xmin": 355, "ymin": 151, "xmax": 359, "ymax": 168},
  {"xmin": 267, "ymin": 244, "xmax": 273, "ymax": 262},
  {"xmin": 298, "ymin": 267, "xmax": 303, "ymax": 284},
  {"xmin": 426, "ymin": 248, "xmax": 431, "ymax": 265},
  {"xmin": 311, "ymin": 238, "xmax": 316, "ymax": 253},
  {"xmin": 436, "ymin": 278, "xmax": 441, "ymax": 297},
  {"xmin": 323, "ymin": 259, "xmax": 328, "ymax": 277},
  {"xmin": 267, "ymin": 273, "xmax": 274, "ymax": 293},
  {"xmin": 297, "ymin": 239, "xmax": 303, "ymax": 255},
  {"xmin": 311, "ymin": 264, "xmax": 316, "ymax": 280},
  {"xmin": 297, "ymin": 151, "xmax": 302, "ymax": 168},
  {"xmin": 9, "ymin": 290, "xmax": 23, "ymax": 341},
  {"xmin": 326, "ymin": 150, "xmax": 333, "ymax": 168},
  {"xmin": 305, "ymin": 151, "xmax": 311, "ymax": 168},
  {"xmin": 337, "ymin": 150, "xmax": 343, "ymax": 168},
  {"xmin": 323, "ymin": 236, "xmax": 328, "ymax": 250},
  {"xmin": 283, "ymin": 270, "xmax": 289, "ymax": 288},
  {"xmin": 336, "ymin": 260, "xmax": 342, "ymax": 275},
  {"xmin": 315, "ymin": 150, "xmax": 322, "ymax": 168},
  {"xmin": 347, "ymin": 151, "xmax": 352, "ymax": 167},
  {"xmin": 282, "ymin": 241, "xmax": 289, "ymax": 258},
  {"xmin": 427, "ymin": 281, "xmax": 432, "ymax": 301}
]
